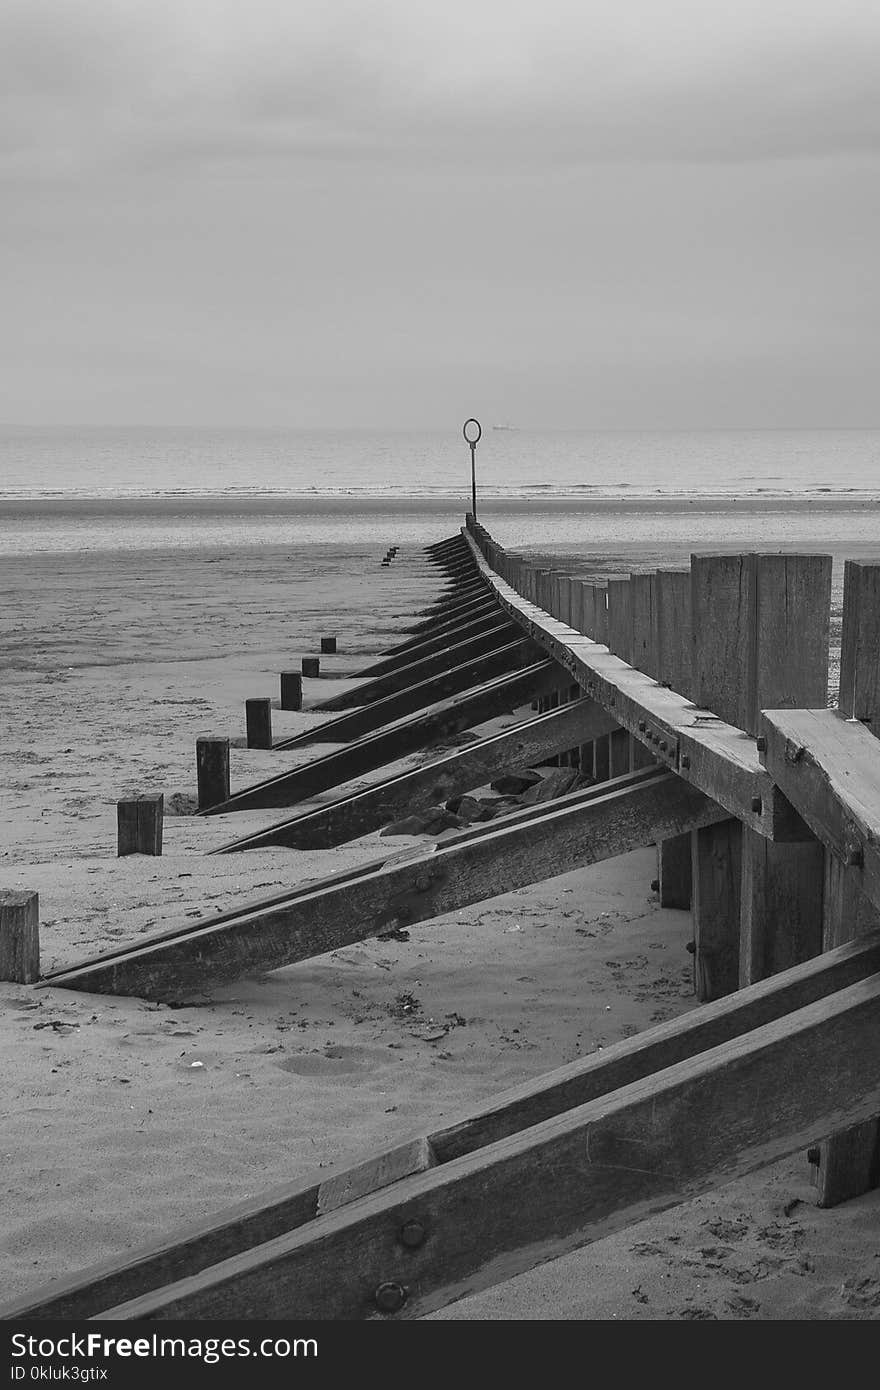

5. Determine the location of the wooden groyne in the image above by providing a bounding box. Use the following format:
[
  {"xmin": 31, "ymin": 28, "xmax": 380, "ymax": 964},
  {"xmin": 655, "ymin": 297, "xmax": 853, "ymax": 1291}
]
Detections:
[{"xmin": 3, "ymin": 521, "xmax": 879, "ymax": 1320}]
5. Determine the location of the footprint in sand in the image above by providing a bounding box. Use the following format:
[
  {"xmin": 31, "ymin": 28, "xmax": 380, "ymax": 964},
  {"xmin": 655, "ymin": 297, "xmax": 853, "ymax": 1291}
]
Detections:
[{"xmin": 277, "ymin": 1045, "xmax": 381, "ymax": 1078}]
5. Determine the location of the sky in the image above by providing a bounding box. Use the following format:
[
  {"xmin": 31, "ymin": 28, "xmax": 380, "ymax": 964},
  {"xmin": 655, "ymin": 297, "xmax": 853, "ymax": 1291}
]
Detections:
[{"xmin": 2, "ymin": 0, "xmax": 879, "ymax": 429}]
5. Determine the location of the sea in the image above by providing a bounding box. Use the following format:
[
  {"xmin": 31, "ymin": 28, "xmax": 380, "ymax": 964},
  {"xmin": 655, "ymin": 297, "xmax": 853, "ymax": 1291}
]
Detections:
[{"xmin": 1, "ymin": 425, "xmax": 879, "ymax": 564}]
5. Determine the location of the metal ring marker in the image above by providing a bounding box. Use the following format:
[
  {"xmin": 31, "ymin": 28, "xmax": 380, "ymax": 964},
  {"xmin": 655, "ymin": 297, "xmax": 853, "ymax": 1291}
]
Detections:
[{"xmin": 462, "ymin": 418, "xmax": 482, "ymax": 519}]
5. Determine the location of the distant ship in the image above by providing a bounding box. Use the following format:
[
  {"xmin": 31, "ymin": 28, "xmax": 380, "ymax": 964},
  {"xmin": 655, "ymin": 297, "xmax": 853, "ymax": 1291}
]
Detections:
[{"xmin": 492, "ymin": 423, "xmax": 516, "ymax": 431}]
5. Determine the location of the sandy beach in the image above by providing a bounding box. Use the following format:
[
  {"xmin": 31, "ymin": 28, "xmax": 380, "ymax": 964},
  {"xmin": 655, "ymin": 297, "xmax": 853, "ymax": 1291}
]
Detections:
[{"xmin": 1, "ymin": 532, "xmax": 879, "ymax": 1321}]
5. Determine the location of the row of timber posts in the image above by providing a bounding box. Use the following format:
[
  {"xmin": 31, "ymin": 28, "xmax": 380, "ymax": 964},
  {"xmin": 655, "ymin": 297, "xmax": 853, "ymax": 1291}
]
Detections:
[{"xmin": 465, "ymin": 516, "xmax": 879, "ymax": 1208}]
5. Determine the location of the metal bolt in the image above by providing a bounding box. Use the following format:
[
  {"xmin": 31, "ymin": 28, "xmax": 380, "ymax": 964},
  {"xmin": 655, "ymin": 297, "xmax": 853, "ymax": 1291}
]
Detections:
[
  {"xmin": 638, "ymin": 720, "xmax": 646, "ymax": 732},
  {"xmin": 660, "ymin": 741, "xmax": 668, "ymax": 753},
  {"xmin": 650, "ymin": 879, "xmax": 660, "ymax": 892},
  {"xmin": 681, "ymin": 755, "xmax": 690, "ymax": 770},
  {"xmin": 756, "ymin": 735, "xmax": 767, "ymax": 753},
  {"xmin": 845, "ymin": 847, "xmax": 863, "ymax": 868},
  {"xmin": 751, "ymin": 796, "xmax": 762, "ymax": 814},
  {"xmin": 398, "ymin": 1219, "xmax": 426, "ymax": 1249},
  {"xmin": 686, "ymin": 941, "xmax": 696, "ymax": 954},
  {"xmin": 807, "ymin": 1146, "xmax": 821, "ymax": 1166},
  {"xmin": 374, "ymin": 1282, "xmax": 407, "ymax": 1314}
]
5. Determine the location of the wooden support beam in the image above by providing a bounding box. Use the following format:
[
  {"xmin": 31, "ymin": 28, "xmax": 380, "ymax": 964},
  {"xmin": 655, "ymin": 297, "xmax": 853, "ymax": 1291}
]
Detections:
[
  {"xmin": 301, "ymin": 657, "xmax": 320, "ymax": 678},
  {"xmin": 691, "ymin": 820, "xmax": 742, "ymax": 1001},
  {"xmin": 216, "ymin": 699, "xmax": 620, "ymax": 853},
  {"xmin": 36, "ymin": 966, "xmax": 880, "ymax": 1320},
  {"xmin": 117, "ymin": 794, "xmax": 163, "ymax": 857},
  {"xmin": 245, "ymin": 698, "xmax": 273, "ymax": 749},
  {"xmin": 358, "ymin": 608, "xmax": 504, "ymax": 677},
  {"xmin": 201, "ymin": 660, "xmax": 565, "ymax": 815},
  {"xmin": 657, "ymin": 834, "xmax": 692, "ymax": 909},
  {"xmin": 310, "ymin": 621, "xmax": 519, "ymax": 712},
  {"xmin": 654, "ymin": 569, "xmax": 691, "ymax": 698},
  {"xmin": 270, "ymin": 636, "xmax": 541, "ymax": 753},
  {"xmin": 460, "ymin": 533, "xmax": 805, "ymax": 842},
  {"xmin": 320, "ymin": 636, "xmax": 337, "ymax": 654},
  {"xmin": 11, "ymin": 930, "xmax": 880, "ymax": 1320},
  {"xmin": 606, "ymin": 577, "xmax": 633, "ymax": 664},
  {"xmin": 0, "ymin": 889, "xmax": 40, "ymax": 984},
  {"xmin": 47, "ymin": 769, "xmax": 727, "ymax": 1001}
]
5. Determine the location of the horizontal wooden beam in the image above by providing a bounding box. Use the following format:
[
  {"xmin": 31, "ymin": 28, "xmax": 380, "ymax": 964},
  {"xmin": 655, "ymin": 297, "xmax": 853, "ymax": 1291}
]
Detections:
[
  {"xmin": 10, "ymin": 930, "xmax": 879, "ymax": 1320},
  {"xmin": 271, "ymin": 635, "xmax": 542, "ymax": 752},
  {"xmin": 216, "ymin": 699, "xmax": 620, "ymax": 852},
  {"xmin": 462, "ymin": 531, "xmax": 809, "ymax": 842},
  {"xmin": 760, "ymin": 708, "xmax": 880, "ymax": 917},
  {"xmin": 311, "ymin": 620, "xmax": 520, "ymax": 712},
  {"xmin": 77, "ymin": 968, "xmax": 880, "ymax": 1319},
  {"xmin": 48, "ymin": 768, "xmax": 725, "ymax": 1001},
  {"xmin": 359, "ymin": 605, "xmax": 505, "ymax": 676},
  {"xmin": 201, "ymin": 660, "xmax": 565, "ymax": 815}
]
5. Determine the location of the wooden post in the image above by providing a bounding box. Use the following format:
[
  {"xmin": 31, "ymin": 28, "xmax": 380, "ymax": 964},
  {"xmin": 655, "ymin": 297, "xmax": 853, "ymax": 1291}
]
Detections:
[
  {"xmin": 629, "ymin": 574, "xmax": 657, "ymax": 678},
  {"xmin": 813, "ymin": 559, "xmax": 880, "ymax": 1205},
  {"xmin": 117, "ymin": 794, "xmax": 164, "ymax": 857},
  {"xmin": 321, "ymin": 636, "xmax": 337, "ymax": 654},
  {"xmin": 197, "ymin": 738, "xmax": 231, "ymax": 812},
  {"xmin": 280, "ymin": 672, "xmax": 303, "ymax": 711},
  {"xmin": 0, "ymin": 890, "xmax": 40, "ymax": 984},
  {"xmin": 246, "ymin": 699, "xmax": 273, "ymax": 750},
  {"xmin": 655, "ymin": 570, "xmax": 691, "ymax": 697},
  {"xmin": 691, "ymin": 820, "xmax": 742, "ymax": 1001},
  {"xmin": 657, "ymin": 837, "xmax": 692, "ymax": 909},
  {"xmin": 301, "ymin": 657, "xmax": 320, "ymax": 678},
  {"xmin": 606, "ymin": 578, "xmax": 633, "ymax": 664}
]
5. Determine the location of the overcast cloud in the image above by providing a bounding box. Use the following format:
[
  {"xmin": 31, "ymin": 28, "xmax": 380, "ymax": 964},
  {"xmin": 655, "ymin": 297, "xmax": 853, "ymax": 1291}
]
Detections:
[{"xmin": 2, "ymin": 1, "xmax": 879, "ymax": 427}]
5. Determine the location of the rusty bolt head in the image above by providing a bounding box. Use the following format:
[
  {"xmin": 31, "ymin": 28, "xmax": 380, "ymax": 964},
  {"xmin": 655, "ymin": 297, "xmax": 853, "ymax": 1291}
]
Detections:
[
  {"xmin": 751, "ymin": 796, "xmax": 762, "ymax": 814},
  {"xmin": 398, "ymin": 1219, "xmax": 426, "ymax": 1249},
  {"xmin": 845, "ymin": 847, "xmax": 863, "ymax": 868},
  {"xmin": 638, "ymin": 719, "xmax": 646, "ymax": 732},
  {"xmin": 756, "ymin": 735, "xmax": 767, "ymax": 753},
  {"xmin": 686, "ymin": 941, "xmax": 696, "ymax": 954},
  {"xmin": 374, "ymin": 1282, "xmax": 407, "ymax": 1314},
  {"xmin": 650, "ymin": 879, "xmax": 660, "ymax": 893},
  {"xmin": 680, "ymin": 754, "xmax": 690, "ymax": 770},
  {"xmin": 807, "ymin": 1146, "xmax": 821, "ymax": 1166}
]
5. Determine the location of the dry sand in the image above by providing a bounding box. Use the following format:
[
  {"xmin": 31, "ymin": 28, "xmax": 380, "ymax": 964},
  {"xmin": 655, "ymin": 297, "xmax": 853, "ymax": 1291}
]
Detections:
[{"xmin": 1, "ymin": 537, "xmax": 878, "ymax": 1320}]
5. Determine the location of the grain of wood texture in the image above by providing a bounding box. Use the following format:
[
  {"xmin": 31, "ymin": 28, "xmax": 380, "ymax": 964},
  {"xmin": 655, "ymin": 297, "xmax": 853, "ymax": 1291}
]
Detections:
[
  {"xmin": 117, "ymin": 794, "xmax": 163, "ymax": 857},
  {"xmin": 691, "ymin": 820, "xmax": 743, "ymax": 1001},
  {"xmin": 654, "ymin": 570, "xmax": 692, "ymax": 698},
  {"xmin": 245, "ymin": 698, "xmax": 273, "ymax": 749},
  {"xmin": 658, "ymin": 833, "xmax": 692, "ymax": 909},
  {"xmin": 49, "ymin": 770, "xmax": 727, "ymax": 1000},
  {"xmin": 97, "ymin": 975, "xmax": 880, "ymax": 1320},
  {"xmin": 196, "ymin": 739, "xmax": 230, "ymax": 812},
  {"xmin": 629, "ymin": 574, "xmax": 657, "ymax": 678},
  {"xmin": 839, "ymin": 561, "xmax": 880, "ymax": 724},
  {"xmin": 590, "ymin": 583, "xmax": 609, "ymax": 645},
  {"xmin": 606, "ymin": 578, "xmax": 633, "ymax": 664},
  {"xmin": 279, "ymin": 672, "xmax": 303, "ymax": 711},
  {"xmin": 203, "ymin": 661, "xmax": 564, "ymax": 815},
  {"xmin": 0, "ymin": 889, "xmax": 40, "ymax": 983},
  {"xmin": 272, "ymin": 636, "xmax": 542, "ymax": 751},
  {"xmin": 739, "ymin": 827, "xmax": 823, "ymax": 985},
  {"xmin": 216, "ymin": 700, "xmax": 619, "ymax": 852},
  {"xmin": 462, "ymin": 530, "xmax": 810, "ymax": 840},
  {"xmin": 690, "ymin": 553, "xmax": 831, "ymax": 735},
  {"xmin": 759, "ymin": 709, "xmax": 880, "ymax": 914},
  {"xmin": 11, "ymin": 930, "xmax": 880, "ymax": 1320},
  {"xmin": 358, "ymin": 607, "xmax": 503, "ymax": 676},
  {"xmin": 311, "ymin": 621, "xmax": 519, "ymax": 712}
]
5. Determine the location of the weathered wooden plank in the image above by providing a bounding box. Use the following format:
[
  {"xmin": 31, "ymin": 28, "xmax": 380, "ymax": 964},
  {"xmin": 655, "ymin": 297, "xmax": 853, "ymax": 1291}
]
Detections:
[
  {"xmin": 358, "ymin": 606, "xmax": 503, "ymax": 675},
  {"xmin": 760, "ymin": 709, "xmax": 880, "ymax": 914},
  {"xmin": 245, "ymin": 698, "xmax": 272, "ymax": 749},
  {"xmin": 657, "ymin": 834, "xmax": 692, "ymax": 909},
  {"xmin": 49, "ymin": 770, "xmax": 726, "ymax": 1001},
  {"xmin": 606, "ymin": 577, "xmax": 633, "ymax": 665},
  {"xmin": 654, "ymin": 569, "xmax": 691, "ymax": 698},
  {"xmin": 461, "ymin": 532, "xmax": 809, "ymax": 841},
  {"xmin": 201, "ymin": 660, "xmax": 564, "ymax": 815},
  {"xmin": 691, "ymin": 820, "xmax": 742, "ymax": 1001},
  {"xmin": 97, "ymin": 974, "xmax": 880, "ymax": 1320},
  {"xmin": 217, "ymin": 700, "xmax": 619, "ymax": 852},
  {"xmin": 117, "ymin": 794, "xmax": 163, "ymax": 857},
  {"xmin": 839, "ymin": 561, "xmax": 880, "ymax": 723},
  {"xmin": 11, "ymin": 931, "xmax": 880, "ymax": 1320},
  {"xmin": 739, "ymin": 829, "xmax": 823, "ymax": 984},
  {"xmin": 271, "ymin": 635, "xmax": 542, "ymax": 752},
  {"xmin": 196, "ymin": 738, "xmax": 230, "ymax": 811},
  {"xmin": 0, "ymin": 889, "xmax": 40, "ymax": 984},
  {"xmin": 311, "ymin": 621, "xmax": 519, "ymax": 712},
  {"xmin": 630, "ymin": 574, "xmax": 657, "ymax": 678}
]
